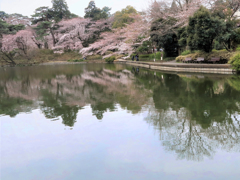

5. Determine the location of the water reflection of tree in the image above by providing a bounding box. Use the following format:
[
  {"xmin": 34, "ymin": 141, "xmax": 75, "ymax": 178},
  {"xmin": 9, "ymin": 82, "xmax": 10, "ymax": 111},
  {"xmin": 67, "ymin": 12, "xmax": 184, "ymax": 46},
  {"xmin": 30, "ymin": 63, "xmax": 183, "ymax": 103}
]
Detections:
[
  {"xmin": 2, "ymin": 64, "xmax": 240, "ymax": 160},
  {"xmin": 40, "ymin": 90, "xmax": 80, "ymax": 127},
  {"xmin": 0, "ymin": 64, "xmax": 150, "ymax": 125},
  {"xmin": 146, "ymin": 109, "xmax": 216, "ymax": 161},
  {"xmin": 140, "ymin": 72, "xmax": 240, "ymax": 161},
  {"xmin": 83, "ymin": 68, "xmax": 150, "ymax": 119},
  {"xmin": 0, "ymin": 83, "xmax": 33, "ymax": 117}
]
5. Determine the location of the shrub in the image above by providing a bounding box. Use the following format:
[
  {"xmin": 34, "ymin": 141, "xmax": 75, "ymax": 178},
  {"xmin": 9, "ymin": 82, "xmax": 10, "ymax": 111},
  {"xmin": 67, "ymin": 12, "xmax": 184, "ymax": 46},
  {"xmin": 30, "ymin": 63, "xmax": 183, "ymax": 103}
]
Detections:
[
  {"xmin": 105, "ymin": 56, "xmax": 116, "ymax": 63},
  {"xmin": 164, "ymin": 57, "xmax": 176, "ymax": 61},
  {"xmin": 149, "ymin": 52, "xmax": 163, "ymax": 60},
  {"xmin": 176, "ymin": 56, "xmax": 185, "ymax": 62},
  {"xmin": 67, "ymin": 59, "xmax": 84, "ymax": 62},
  {"xmin": 130, "ymin": 54, "xmax": 136, "ymax": 58},
  {"xmin": 155, "ymin": 52, "xmax": 161, "ymax": 59},
  {"xmin": 214, "ymin": 40, "xmax": 224, "ymax": 50},
  {"xmin": 229, "ymin": 53, "xmax": 240, "ymax": 71},
  {"xmin": 149, "ymin": 54, "xmax": 155, "ymax": 60},
  {"xmin": 139, "ymin": 54, "xmax": 150, "ymax": 58},
  {"xmin": 129, "ymin": 52, "xmax": 165, "ymax": 61},
  {"xmin": 116, "ymin": 54, "xmax": 125, "ymax": 59},
  {"xmin": 39, "ymin": 49, "xmax": 54, "ymax": 55},
  {"xmin": 105, "ymin": 51, "xmax": 113, "ymax": 55},
  {"xmin": 181, "ymin": 50, "xmax": 191, "ymax": 56},
  {"xmin": 86, "ymin": 55, "xmax": 102, "ymax": 60},
  {"xmin": 146, "ymin": 52, "xmax": 164, "ymax": 60},
  {"xmin": 47, "ymin": 56, "xmax": 55, "ymax": 60},
  {"xmin": 176, "ymin": 50, "xmax": 234, "ymax": 62}
]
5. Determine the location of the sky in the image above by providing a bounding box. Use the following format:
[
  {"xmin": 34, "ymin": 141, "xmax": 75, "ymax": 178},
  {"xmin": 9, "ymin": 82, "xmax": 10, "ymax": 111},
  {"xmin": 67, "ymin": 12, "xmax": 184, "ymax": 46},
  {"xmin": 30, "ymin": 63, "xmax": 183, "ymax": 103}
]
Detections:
[{"xmin": 0, "ymin": 0, "xmax": 147, "ymax": 17}]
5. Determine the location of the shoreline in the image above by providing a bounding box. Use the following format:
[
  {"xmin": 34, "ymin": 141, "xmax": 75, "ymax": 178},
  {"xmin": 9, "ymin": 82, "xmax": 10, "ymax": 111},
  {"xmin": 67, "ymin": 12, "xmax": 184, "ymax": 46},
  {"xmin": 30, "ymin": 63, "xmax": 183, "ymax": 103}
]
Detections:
[
  {"xmin": 116, "ymin": 60, "xmax": 235, "ymax": 74},
  {"xmin": 0, "ymin": 59, "xmax": 236, "ymax": 74},
  {"xmin": 0, "ymin": 60, "xmax": 106, "ymax": 68}
]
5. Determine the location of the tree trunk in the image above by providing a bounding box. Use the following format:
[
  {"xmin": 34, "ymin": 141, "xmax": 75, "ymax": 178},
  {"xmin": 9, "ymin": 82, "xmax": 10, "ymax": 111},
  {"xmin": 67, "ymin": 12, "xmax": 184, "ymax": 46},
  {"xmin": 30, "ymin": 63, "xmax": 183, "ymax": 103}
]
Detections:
[
  {"xmin": 50, "ymin": 29, "xmax": 56, "ymax": 47},
  {"xmin": 31, "ymin": 37, "xmax": 42, "ymax": 49},
  {"xmin": 0, "ymin": 34, "xmax": 3, "ymax": 49},
  {"xmin": 44, "ymin": 42, "xmax": 49, "ymax": 49}
]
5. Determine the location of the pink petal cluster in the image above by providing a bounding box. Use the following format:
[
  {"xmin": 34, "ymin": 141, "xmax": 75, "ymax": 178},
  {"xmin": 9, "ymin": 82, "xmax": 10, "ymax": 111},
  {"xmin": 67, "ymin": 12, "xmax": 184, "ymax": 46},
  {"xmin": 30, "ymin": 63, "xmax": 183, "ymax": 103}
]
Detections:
[{"xmin": 80, "ymin": 15, "xmax": 150, "ymax": 57}]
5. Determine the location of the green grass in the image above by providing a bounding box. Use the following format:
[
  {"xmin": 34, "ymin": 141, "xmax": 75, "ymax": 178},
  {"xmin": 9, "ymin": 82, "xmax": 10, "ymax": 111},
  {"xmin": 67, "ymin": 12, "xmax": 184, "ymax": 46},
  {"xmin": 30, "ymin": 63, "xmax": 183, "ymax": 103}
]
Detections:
[
  {"xmin": 0, "ymin": 49, "xmax": 83, "ymax": 66},
  {"xmin": 105, "ymin": 56, "xmax": 116, "ymax": 63},
  {"xmin": 67, "ymin": 59, "xmax": 85, "ymax": 62},
  {"xmin": 176, "ymin": 49, "xmax": 234, "ymax": 62},
  {"xmin": 181, "ymin": 50, "xmax": 191, "ymax": 56},
  {"xmin": 129, "ymin": 52, "xmax": 164, "ymax": 61},
  {"xmin": 86, "ymin": 55, "xmax": 102, "ymax": 60}
]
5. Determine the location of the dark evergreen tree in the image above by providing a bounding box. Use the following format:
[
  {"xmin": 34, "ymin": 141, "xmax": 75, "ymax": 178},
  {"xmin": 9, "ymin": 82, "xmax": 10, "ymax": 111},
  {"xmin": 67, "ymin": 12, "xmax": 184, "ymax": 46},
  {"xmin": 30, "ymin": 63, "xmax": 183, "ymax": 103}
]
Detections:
[
  {"xmin": 0, "ymin": 11, "xmax": 9, "ymax": 20},
  {"xmin": 186, "ymin": 6, "xmax": 224, "ymax": 53},
  {"xmin": 150, "ymin": 17, "xmax": 179, "ymax": 56},
  {"xmin": 102, "ymin": 6, "xmax": 111, "ymax": 17},
  {"xmin": 51, "ymin": 0, "xmax": 71, "ymax": 22},
  {"xmin": 32, "ymin": 7, "xmax": 58, "ymax": 47},
  {"xmin": 84, "ymin": 1, "xmax": 110, "ymax": 20},
  {"xmin": 217, "ymin": 19, "xmax": 240, "ymax": 51}
]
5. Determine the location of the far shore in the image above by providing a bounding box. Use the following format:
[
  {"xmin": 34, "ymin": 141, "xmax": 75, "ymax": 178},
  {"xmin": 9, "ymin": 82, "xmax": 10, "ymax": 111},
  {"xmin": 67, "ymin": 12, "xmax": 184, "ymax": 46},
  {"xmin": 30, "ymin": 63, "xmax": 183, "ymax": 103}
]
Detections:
[{"xmin": 0, "ymin": 59, "xmax": 235, "ymax": 75}]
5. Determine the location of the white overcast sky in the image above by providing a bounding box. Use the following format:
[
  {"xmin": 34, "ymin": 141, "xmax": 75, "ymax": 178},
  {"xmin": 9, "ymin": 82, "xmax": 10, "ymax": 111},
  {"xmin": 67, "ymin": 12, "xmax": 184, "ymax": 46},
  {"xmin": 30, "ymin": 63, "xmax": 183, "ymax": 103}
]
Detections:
[{"xmin": 0, "ymin": 0, "xmax": 147, "ymax": 17}]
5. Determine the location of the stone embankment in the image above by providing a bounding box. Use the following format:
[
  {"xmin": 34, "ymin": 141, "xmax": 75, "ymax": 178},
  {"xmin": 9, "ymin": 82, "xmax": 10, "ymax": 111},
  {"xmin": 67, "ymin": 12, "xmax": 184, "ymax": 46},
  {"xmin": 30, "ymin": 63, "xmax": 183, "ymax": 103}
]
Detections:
[
  {"xmin": 40, "ymin": 60, "xmax": 105, "ymax": 65},
  {"xmin": 116, "ymin": 60, "xmax": 235, "ymax": 74}
]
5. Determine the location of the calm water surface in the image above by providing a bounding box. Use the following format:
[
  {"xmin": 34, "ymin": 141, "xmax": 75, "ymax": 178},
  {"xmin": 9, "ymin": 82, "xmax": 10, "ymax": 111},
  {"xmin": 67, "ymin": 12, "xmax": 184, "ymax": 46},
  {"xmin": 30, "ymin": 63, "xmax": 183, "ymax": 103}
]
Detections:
[{"xmin": 1, "ymin": 63, "xmax": 240, "ymax": 180}]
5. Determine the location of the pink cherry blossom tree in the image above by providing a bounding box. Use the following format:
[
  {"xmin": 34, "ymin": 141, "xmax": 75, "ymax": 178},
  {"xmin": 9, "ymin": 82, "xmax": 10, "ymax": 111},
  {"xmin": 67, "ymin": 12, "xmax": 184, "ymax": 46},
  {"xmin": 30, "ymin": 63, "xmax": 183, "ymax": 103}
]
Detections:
[
  {"xmin": 0, "ymin": 27, "xmax": 38, "ymax": 64},
  {"xmin": 80, "ymin": 15, "xmax": 150, "ymax": 58}
]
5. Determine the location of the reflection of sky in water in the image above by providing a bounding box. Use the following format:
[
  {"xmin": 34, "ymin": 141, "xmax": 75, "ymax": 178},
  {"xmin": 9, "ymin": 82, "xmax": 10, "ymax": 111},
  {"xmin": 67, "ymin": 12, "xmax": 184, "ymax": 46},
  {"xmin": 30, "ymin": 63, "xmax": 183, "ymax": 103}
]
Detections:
[
  {"xmin": 1, "ymin": 64, "xmax": 240, "ymax": 180},
  {"xmin": 1, "ymin": 106, "xmax": 240, "ymax": 180}
]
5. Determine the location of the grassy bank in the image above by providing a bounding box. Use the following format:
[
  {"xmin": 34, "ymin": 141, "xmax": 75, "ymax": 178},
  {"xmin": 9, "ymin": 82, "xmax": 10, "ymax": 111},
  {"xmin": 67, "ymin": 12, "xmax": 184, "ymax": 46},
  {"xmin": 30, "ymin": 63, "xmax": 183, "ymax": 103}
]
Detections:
[
  {"xmin": 175, "ymin": 49, "xmax": 240, "ymax": 72},
  {"xmin": 176, "ymin": 50, "xmax": 237, "ymax": 62},
  {"xmin": 0, "ymin": 49, "xmax": 84, "ymax": 66},
  {"xmin": 128, "ymin": 52, "xmax": 176, "ymax": 61}
]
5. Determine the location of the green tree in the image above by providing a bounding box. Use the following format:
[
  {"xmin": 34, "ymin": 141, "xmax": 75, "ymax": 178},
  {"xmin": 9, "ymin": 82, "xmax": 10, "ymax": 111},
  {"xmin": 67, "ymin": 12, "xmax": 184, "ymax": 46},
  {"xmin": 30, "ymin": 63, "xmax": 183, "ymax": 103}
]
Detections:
[
  {"xmin": 32, "ymin": 0, "xmax": 73, "ymax": 47},
  {"xmin": 84, "ymin": 1, "xmax": 111, "ymax": 20},
  {"xmin": 177, "ymin": 26, "xmax": 187, "ymax": 48},
  {"xmin": 51, "ymin": 0, "xmax": 71, "ymax": 22},
  {"xmin": 150, "ymin": 17, "xmax": 179, "ymax": 56},
  {"xmin": 112, "ymin": 6, "xmax": 137, "ymax": 28},
  {"xmin": 186, "ymin": 6, "xmax": 224, "ymax": 53},
  {"xmin": 218, "ymin": 22, "xmax": 240, "ymax": 51},
  {"xmin": 0, "ymin": 19, "xmax": 24, "ymax": 36},
  {"xmin": 136, "ymin": 40, "xmax": 151, "ymax": 53},
  {"xmin": 32, "ymin": 6, "xmax": 58, "ymax": 47},
  {"xmin": 102, "ymin": 6, "xmax": 111, "ymax": 17},
  {"xmin": 0, "ymin": 19, "xmax": 9, "ymax": 59},
  {"xmin": 0, "ymin": 19, "xmax": 9, "ymax": 36},
  {"xmin": 0, "ymin": 19, "xmax": 25, "ymax": 65},
  {"xmin": 0, "ymin": 11, "xmax": 9, "ymax": 19}
]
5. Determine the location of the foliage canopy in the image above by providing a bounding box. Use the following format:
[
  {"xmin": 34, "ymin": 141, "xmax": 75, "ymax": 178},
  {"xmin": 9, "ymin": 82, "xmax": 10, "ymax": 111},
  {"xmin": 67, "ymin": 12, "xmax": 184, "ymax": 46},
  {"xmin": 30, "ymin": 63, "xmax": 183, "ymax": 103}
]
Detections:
[
  {"xmin": 112, "ymin": 6, "xmax": 137, "ymax": 28},
  {"xmin": 84, "ymin": 1, "xmax": 111, "ymax": 20},
  {"xmin": 186, "ymin": 6, "xmax": 224, "ymax": 53}
]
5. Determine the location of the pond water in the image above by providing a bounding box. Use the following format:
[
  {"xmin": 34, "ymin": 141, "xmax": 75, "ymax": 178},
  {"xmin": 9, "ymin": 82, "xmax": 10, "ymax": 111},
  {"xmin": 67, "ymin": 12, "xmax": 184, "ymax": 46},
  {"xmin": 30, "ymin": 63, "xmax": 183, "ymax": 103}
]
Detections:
[{"xmin": 1, "ymin": 63, "xmax": 240, "ymax": 180}]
